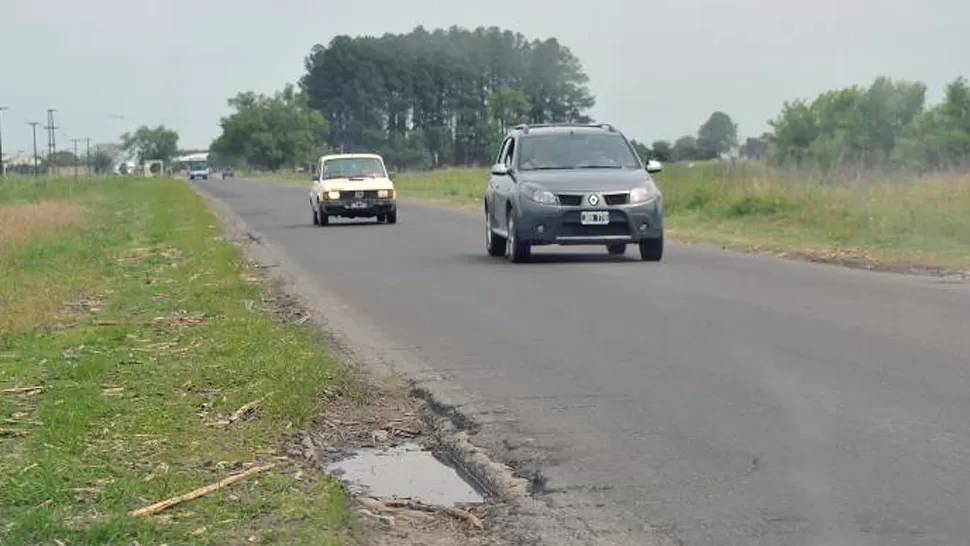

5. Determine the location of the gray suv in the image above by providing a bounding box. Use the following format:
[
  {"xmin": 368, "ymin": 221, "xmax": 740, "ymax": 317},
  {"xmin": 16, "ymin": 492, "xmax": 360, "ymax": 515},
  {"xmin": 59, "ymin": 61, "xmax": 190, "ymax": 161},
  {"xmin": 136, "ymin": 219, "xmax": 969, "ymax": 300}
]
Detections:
[{"xmin": 484, "ymin": 123, "xmax": 665, "ymax": 263}]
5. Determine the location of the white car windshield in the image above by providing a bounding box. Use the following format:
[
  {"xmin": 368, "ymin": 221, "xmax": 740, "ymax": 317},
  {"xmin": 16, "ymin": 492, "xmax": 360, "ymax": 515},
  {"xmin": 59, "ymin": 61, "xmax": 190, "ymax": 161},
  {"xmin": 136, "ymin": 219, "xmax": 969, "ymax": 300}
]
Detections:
[
  {"xmin": 322, "ymin": 157, "xmax": 386, "ymax": 180},
  {"xmin": 517, "ymin": 133, "xmax": 641, "ymax": 171}
]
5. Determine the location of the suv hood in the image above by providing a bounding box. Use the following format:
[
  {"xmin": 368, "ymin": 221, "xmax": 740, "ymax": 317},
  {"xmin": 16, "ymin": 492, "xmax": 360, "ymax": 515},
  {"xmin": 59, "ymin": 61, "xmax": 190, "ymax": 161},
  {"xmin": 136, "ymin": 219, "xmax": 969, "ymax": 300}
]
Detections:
[
  {"xmin": 319, "ymin": 177, "xmax": 395, "ymax": 191},
  {"xmin": 516, "ymin": 169, "xmax": 653, "ymax": 192}
]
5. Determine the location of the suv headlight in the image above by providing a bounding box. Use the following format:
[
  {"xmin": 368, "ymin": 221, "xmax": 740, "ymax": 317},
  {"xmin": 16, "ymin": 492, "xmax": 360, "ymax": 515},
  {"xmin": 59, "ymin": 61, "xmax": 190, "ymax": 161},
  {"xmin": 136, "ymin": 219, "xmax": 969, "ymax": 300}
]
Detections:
[
  {"xmin": 377, "ymin": 189, "xmax": 394, "ymax": 198},
  {"xmin": 629, "ymin": 183, "xmax": 660, "ymax": 204},
  {"xmin": 521, "ymin": 184, "xmax": 558, "ymax": 205},
  {"xmin": 325, "ymin": 191, "xmax": 340, "ymax": 200}
]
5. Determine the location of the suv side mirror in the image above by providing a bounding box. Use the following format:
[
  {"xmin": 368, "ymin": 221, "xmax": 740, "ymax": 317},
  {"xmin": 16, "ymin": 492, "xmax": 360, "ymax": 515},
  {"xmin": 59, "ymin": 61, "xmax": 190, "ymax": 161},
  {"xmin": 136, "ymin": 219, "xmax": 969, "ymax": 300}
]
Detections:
[
  {"xmin": 646, "ymin": 160, "xmax": 663, "ymax": 173},
  {"xmin": 491, "ymin": 163, "xmax": 509, "ymax": 176}
]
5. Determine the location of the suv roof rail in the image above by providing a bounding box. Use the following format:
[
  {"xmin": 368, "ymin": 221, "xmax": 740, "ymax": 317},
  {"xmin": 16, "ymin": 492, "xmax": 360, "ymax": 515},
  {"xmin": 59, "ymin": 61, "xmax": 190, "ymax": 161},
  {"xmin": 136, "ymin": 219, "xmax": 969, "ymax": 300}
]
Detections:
[{"xmin": 512, "ymin": 122, "xmax": 617, "ymax": 134}]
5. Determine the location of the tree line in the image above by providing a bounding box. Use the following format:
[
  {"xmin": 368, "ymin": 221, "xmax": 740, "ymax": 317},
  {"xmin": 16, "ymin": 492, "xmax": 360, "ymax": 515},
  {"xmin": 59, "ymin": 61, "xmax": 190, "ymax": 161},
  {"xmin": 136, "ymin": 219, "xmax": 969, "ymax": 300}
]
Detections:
[
  {"xmin": 122, "ymin": 23, "xmax": 970, "ymax": 178},
  {"xmin": 211, "ymin": 25, "xmax": 594, "ymax": 171}
]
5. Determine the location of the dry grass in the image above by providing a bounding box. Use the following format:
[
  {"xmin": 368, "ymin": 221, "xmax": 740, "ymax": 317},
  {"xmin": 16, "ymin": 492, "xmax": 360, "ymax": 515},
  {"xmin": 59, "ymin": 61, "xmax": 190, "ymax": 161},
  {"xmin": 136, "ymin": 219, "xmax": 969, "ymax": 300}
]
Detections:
[
  {"xmin": 0, "ymin": 199, "xmax": 90, "ymax": 333},
  {"xmin": 0, "ymin": 199, "xmax": 86, "ymax": 253}
]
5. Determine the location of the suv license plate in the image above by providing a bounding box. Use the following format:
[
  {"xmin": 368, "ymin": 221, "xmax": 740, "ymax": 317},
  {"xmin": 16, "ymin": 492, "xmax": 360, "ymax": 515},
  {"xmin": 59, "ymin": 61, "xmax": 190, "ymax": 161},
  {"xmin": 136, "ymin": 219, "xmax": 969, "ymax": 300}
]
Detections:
[
  {"xmin": 580, "ymin": 211, "xmax": 610, "ymax": 225},
  {"xmin": 349, "ymin": 201, "xmax": 368, "ymax": 209}
]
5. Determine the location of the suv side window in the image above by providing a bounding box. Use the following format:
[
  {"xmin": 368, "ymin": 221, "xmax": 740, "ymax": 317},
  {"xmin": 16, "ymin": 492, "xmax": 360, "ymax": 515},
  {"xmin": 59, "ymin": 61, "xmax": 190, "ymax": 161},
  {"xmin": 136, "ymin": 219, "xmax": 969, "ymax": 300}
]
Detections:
[
  {"xmin": 502, "ymin": 136, "xmax": 516, "ymax": 168},
  {"xmin": 495, "ymin": 137, "xmax": 511, "ymax": 166}
]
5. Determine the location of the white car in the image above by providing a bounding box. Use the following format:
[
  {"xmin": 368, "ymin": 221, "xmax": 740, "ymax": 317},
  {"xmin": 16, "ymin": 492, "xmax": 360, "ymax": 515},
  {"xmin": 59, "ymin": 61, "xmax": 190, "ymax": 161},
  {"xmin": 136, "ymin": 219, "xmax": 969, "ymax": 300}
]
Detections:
[{"xmin": 309, "ymin": 153, "xmax": 397, "ymax": 226}]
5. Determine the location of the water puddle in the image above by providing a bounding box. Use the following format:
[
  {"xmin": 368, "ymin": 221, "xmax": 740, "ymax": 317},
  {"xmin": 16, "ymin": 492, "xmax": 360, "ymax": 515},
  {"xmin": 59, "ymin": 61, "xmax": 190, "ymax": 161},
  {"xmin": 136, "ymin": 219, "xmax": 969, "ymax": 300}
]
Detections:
[{"xmin": 326, "ymin": 442, "xmax": 485, "ymax": 507}]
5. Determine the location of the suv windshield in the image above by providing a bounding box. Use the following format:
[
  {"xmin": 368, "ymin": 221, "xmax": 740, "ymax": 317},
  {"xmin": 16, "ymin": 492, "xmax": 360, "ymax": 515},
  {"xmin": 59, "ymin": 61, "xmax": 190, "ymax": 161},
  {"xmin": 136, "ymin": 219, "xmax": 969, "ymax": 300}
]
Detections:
[
  {"xmin": 322, "ymin": 157, "xmax": 386, "ymax": 180},
  {"xmin": 517, "ymin": 132, "xmax": 641, "ymax": 171}
]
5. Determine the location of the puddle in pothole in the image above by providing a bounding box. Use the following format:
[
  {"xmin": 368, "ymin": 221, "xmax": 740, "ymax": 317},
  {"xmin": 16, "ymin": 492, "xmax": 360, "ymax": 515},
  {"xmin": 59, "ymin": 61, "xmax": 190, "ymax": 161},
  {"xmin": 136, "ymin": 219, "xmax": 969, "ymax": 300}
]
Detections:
[{"xmin": 326, "ymin": 442, "xmax": 485, "ymax": 507}]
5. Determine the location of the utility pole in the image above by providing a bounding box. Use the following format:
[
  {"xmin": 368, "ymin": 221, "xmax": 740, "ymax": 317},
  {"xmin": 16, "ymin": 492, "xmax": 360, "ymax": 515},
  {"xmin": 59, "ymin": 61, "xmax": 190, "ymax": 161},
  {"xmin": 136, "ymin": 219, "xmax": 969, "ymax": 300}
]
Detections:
[
  {"xmin": 46, "ymin": 108, "xmax": 57, "ymax": 176},
  {"xmin": 28, "ymin": 122, "xmax": 40, "ymax": 177},
  {"xmin": 0, "ymin": 106, "xmax": 7, "ymax": 178},
  {"xmin": 71, "ymin": 138, "xmax": 80, "ymax": 179},
  {"xmin": 85, "ymin": 138, "xmax": 91, "ymax": 175}
]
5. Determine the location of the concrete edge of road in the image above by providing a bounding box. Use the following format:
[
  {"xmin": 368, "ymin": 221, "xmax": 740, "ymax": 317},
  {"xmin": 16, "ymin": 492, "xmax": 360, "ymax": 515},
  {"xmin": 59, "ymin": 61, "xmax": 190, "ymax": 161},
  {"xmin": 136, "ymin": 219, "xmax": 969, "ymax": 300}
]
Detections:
[{"xmin": 189, "ymin": 181, "xmax": 533, "ymax": 506}]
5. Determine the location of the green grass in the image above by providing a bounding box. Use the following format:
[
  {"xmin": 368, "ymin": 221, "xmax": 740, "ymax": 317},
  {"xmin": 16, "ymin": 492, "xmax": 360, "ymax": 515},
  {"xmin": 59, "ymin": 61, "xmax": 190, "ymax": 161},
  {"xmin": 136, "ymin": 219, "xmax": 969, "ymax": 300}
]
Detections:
[
  {"xmin": 388, "ymin": 163, "xmax": 970, "ymax": 270},
  {"xmin": 0, "ymin": 177, "xmax": 355, "ymax": 545}
]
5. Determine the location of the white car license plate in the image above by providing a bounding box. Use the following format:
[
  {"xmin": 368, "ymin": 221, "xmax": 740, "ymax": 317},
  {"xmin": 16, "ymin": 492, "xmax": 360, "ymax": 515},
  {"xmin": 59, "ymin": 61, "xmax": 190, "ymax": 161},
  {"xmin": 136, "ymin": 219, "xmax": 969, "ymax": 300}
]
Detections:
[
  {"xmin": 349, "ymin": 201, "xmax": 368, "ymax": 209},
  {"xmin": 580, "ymin": 211, "xmax": 610, "ymax": 225}
]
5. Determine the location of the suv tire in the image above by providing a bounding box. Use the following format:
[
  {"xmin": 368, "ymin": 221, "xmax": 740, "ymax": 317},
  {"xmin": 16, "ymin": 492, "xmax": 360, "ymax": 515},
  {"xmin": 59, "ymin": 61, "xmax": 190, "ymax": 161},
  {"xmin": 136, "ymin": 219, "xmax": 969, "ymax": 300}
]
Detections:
[
  {"xmin": 506, "ymin": 213, "xmax": 531, "ymax": 263},
  {"xmin": 638, "ymin": 236, "xmax": 663, "ymax": 262}
]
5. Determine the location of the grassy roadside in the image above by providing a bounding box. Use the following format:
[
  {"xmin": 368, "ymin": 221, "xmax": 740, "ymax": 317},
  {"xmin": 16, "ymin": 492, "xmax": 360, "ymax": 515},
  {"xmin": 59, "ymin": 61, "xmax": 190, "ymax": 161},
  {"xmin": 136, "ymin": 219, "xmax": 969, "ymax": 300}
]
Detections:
[
  {"xmin": 0, "ymin": 177, "xmax": 355, "ymax": 545},
  {"xmin": 395, "ymin": 165, "xmax": 970, "ymax": 273}
]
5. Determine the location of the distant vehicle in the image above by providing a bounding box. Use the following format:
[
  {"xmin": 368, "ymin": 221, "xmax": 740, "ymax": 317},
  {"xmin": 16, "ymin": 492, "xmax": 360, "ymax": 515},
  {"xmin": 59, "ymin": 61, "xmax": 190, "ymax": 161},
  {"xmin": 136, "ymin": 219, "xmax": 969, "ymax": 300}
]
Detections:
[
  {"xmin": 484, "ymin": 123, "xmax": 665, "ymax": 263},
  {"xmin": 309, "ymin": 153, "xmax": 397, "ymax": 226},
  {"xmin": 221, "ymin": 167, "xmax": 235, "ymax": 179},
  {"xmin": 187, "ymin": 160, "xmax": 210, "ymax": 180}
]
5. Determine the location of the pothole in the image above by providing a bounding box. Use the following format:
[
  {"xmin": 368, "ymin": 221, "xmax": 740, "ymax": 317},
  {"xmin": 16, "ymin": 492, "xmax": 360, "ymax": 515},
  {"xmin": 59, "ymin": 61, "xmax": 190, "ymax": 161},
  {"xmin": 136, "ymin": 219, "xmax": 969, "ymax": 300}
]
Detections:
[{"xmin": 326, "ymin": 442, "xmax": 485, "ymax": 507}]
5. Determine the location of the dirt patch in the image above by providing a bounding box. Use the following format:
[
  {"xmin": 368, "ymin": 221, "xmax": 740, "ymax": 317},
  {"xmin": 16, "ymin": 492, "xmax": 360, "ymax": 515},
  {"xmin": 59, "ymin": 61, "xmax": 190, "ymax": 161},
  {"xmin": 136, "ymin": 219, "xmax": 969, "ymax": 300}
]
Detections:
[
  {"xmin": 0, "ymin": 199, "xmax": 86, "ymax": 253},
  {"xmin": 115, "ymin": 244, "xmax": 182, "ymax": 267},
  {"xmin": 243, "ymin": 261, "xmax": 511, "ymax": 546},
  {"xmin": 689, "ymin": 238, "xmax": 970, "ymax": 280}
]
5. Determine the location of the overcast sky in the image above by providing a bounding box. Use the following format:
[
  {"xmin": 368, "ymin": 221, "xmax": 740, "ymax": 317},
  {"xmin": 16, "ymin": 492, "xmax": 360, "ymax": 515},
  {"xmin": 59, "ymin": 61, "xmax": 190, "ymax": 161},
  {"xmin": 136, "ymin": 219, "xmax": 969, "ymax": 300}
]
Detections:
[{"xmin": 1, "ymin": 0, "xmax": 967, "ymax": 153}]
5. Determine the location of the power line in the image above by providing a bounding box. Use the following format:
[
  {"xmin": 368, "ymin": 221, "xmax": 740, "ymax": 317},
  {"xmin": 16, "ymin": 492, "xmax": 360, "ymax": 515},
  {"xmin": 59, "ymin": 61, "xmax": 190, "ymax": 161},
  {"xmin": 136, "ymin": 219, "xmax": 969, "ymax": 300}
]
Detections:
[
  {"xmin": 0, "ymin": 106, "xmax": 7, "ymax": 178},
  {"xmin": 46, "ymin": 109, "xmax": 57, "ymax": 176},
  {"xmin": 71, "ymin": 138, "xmax": 80, "ymax": 179},
  {"xmin": 28, "ymin": 122, "xmax": 41, "ymax": 177},
  {"xmin": 85, "ymin": 137, "xmax": 91, "ymax": 175}
]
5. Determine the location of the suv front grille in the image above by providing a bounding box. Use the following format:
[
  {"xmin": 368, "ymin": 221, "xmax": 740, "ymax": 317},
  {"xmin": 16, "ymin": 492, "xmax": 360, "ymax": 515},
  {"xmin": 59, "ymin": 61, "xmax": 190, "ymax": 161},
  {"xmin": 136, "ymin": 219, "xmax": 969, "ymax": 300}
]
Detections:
[
  {"xmin": 557, "ymin": 194, "xmax": 582, "ymax": 206},
  {"xmin": 604, "ymin": 192, "xmax": 629, "ymax": 205},
  {"xmin": 556, "ymin": 193, "xmax": 630, "ymax": 206}
]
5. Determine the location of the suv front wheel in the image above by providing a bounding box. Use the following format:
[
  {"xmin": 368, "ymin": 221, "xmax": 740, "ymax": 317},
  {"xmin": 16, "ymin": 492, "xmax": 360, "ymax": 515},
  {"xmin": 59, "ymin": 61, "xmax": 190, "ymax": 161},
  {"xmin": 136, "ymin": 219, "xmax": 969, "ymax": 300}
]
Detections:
[
  {"xmin": 638, "ymin": 236, "xmax": 663, "ymax": 262},
  {"xmin": 506, "ymin": 212, "xmax": 531, "ymax": 263},
  {"xmin": 485, "ymin": 208, "xmax": 505, "ymax": 257}
]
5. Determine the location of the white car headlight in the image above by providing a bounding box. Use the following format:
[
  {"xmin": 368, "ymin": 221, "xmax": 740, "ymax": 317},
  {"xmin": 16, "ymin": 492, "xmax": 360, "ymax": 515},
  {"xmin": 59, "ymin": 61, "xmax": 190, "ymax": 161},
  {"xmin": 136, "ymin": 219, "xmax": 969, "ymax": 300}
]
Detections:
[
  {"xmin": 522, "ymin": 184, "xmax": 558, "ymax": 204},
  {"xmin": 377, "ymin": 189, "xmax": 394, "ymax": 198},
  {"xmin": 326, "ymin": 191, "xmax": 340, "ymax": 200},
  {"xmin": 629, "ymin": 184, "xmax": 660, "ymax": 204}
]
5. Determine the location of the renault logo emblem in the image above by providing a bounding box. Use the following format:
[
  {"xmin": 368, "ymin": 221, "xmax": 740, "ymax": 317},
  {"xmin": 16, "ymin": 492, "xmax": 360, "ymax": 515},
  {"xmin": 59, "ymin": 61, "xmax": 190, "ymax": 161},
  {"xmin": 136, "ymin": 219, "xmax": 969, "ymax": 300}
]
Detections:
[
  {"xmin": 354, "ymin": 191, "xmax": 364, "ymax": 199},
  {"xmin": 587, "ymin": 194, "xmax": 599, "ymax": 206}
]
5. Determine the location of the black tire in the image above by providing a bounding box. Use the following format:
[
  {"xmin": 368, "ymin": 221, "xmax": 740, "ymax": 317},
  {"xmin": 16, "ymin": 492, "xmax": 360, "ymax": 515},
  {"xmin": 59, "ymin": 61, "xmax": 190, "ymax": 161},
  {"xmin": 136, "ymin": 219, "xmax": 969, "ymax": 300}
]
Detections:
[
  {"xmin": 485, "ymin": 208, "xmax": 506, "ymax": 257},
  {"xmin": 386, "ymin": 211, "xmax": 397, "ymax": 224},
  {"xmin": 638, "ymin": 236, "xmax": 663, "ymax": 262},
  {"xmin": 312, "ymin": 205, "xmax": 319, "ymax": 225},
  {"xmin": 506, "ymin": 211, "xmax": 531, "ymax": 263},
  {"xmin": 606, "ymin": 243, "xmax": 627, "ymax": 255},
  {"xmin": 318, "ymin": 206, "xmax": 330, "ymax": 226},
  {"xmin": 377, "ymin": 214, "xmax": 386, "ymax": 223}
]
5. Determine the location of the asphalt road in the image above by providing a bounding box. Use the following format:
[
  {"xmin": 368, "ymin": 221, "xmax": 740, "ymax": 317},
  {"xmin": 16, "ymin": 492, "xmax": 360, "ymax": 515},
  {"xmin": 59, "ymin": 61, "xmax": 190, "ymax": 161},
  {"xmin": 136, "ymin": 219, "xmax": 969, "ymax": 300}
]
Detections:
[{"xmin": 199, "ymin": 178, "xmax": 970, "ymax": 546}]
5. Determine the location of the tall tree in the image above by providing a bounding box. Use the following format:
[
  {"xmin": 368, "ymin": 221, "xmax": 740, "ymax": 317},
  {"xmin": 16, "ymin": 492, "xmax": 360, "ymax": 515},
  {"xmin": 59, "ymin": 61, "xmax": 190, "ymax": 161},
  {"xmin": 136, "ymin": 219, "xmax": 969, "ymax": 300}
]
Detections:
[
  {"xmin": 121, "ymin": 125, "xmax": 179, "ymax": 163},
  {"xmin": 211, "ymin": 84, "xmax": 328, "ymax": 171},
  {"xmin": 650, "ymin": 140, "xmax": 673, "ymax": 162},
  {"xmin": 299, "ymin": 25, "xmax": 595, "ymax": 169},
  {"xmin": 697, "ymin": 111, "xmax": 738, "ymax": 158}
]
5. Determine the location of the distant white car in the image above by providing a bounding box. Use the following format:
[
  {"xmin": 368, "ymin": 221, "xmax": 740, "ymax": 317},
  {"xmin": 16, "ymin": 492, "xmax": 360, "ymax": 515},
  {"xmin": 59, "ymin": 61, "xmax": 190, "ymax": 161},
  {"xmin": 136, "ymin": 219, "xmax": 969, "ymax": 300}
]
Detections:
[{"xmin": 309, "ymin": 153, "xmax": 397, "ymax": 225}]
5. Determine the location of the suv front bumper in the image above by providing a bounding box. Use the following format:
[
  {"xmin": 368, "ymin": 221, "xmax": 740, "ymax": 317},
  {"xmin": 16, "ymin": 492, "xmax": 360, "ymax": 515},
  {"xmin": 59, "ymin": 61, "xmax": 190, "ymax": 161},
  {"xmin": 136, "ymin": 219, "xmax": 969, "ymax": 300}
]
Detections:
[{"xmin": 514, "ymin": 199, "xmax": 663, "ymax": 245}]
